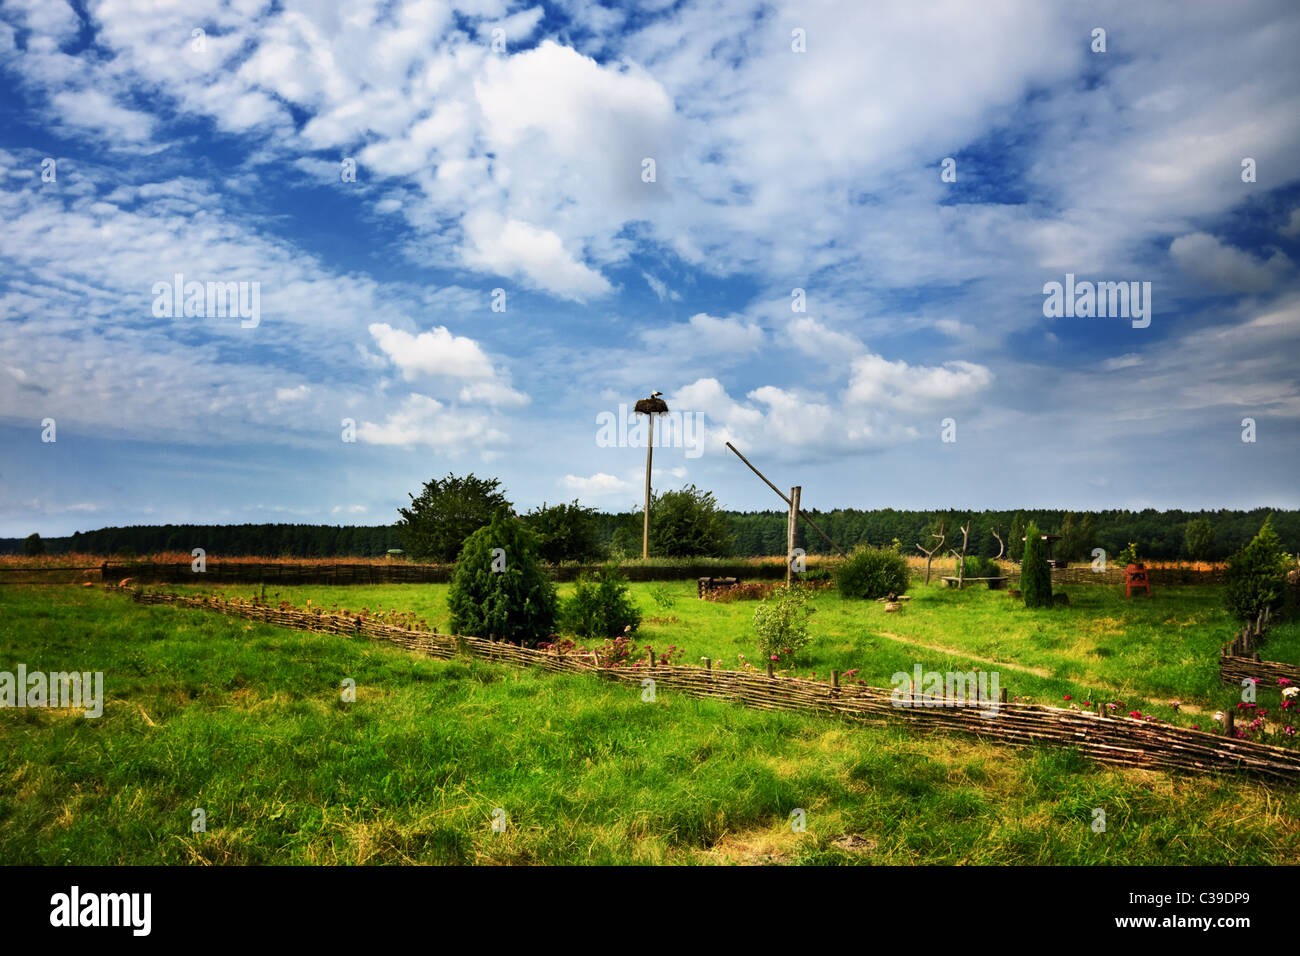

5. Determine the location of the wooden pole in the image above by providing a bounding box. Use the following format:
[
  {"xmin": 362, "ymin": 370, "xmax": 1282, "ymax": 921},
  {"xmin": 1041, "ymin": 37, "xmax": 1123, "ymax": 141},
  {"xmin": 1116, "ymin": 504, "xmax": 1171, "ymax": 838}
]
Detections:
[
  {"xmin": 724, "ymin": 442, "xmax": 845, "ymax": 555},
  {"xmin": 642, "ymin": 413, "xmax": 654, "ymax": 560},
  {"xmin": 787, "ymin": 485, "xmax": 801, "ymax": 586}
]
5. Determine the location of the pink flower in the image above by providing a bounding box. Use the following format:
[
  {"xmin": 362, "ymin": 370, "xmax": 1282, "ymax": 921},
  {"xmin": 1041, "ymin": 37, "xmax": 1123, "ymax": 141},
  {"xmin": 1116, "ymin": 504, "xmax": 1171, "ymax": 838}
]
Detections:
[{"xmin": 1063, "ymin": 695, "xmax": 1072, "ymax": 701}]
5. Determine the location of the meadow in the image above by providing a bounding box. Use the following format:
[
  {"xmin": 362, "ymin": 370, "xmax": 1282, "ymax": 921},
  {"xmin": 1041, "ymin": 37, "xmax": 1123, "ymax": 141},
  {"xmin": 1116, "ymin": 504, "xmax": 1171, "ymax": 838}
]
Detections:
[{"xmin": 2, "ymin": 579, "xmax": 1298, "ymax": 865}]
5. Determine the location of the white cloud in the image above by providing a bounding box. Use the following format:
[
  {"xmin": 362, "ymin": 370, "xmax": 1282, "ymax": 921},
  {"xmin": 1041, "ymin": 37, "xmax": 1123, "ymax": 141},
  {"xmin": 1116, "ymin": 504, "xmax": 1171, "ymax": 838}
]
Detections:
[
  {"xmin": 1101, "ymin": 354, "xmax": 1144, "ymax": 371},
  {"xmin": 562, "ymin": 472, "xmax": 631, "ymax": 495},
  {"xmin": 358, "ymin": 393, "xmax": 506, "ymax": 449},
  {"xmin": 50, "ymin": 90, "xmax": 154, "ymax": 143},
  {"xmin": 368, "ymin": 322, "xmax": 498, "ymax": 381},
  {"xmin": 1170, "ymin": 232, "xmax": 1290, "ymax": 293},
  {"xmin": 844, "ymin": 354, "xmax": 994, "ymax": 409},
  {"xmin": 460, "ymin": 211, "xmax": 612, "ymax": 301},
  {"xmin": 642, "ymin": 313, "xmax": 764, "ymax": 355}
]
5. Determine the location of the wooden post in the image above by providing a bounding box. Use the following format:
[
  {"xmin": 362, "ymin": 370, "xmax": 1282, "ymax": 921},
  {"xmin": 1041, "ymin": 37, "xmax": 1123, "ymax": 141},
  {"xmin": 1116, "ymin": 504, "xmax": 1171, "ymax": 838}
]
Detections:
[
  {"xmin": 1000, "ymin": 687, "xmax": 1008, "ymax": 704},
  {"xmin": 766, "ymin": 660, "xmax": 774, "ymax": 678},
  {"xmin": 1225, "ymin": 709, "xmax": 1235, "ymax": 737},
  {"xmin": 642, "ymin": 413, "xmax": 654, "ymax": 560},
  {"xmin": 787, "ymin": 485, "xmax": 801, "ymax": 586},
  {"xmin": 831, "ymin": 669, "xmax": 839, "ymax": 691},
  {"xmin": 705, "ymin": 658, "xmax": 711, "ymax": 670},
  {"xmin": 648, "ymin": 646, "xmax": 655, "ymax": 668}
]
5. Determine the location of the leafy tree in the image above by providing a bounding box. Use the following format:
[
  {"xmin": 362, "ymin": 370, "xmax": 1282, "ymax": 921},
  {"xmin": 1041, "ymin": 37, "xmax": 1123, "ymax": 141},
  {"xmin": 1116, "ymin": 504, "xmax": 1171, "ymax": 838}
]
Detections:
[
  {"xmin": 448, "ymin": 511, "xmax": 556, "ymax": 645},
  {"xmin": 1185, "ymin": 518, "xmax": 1214, "ymax": 560},
  {"xmin": 397, "ymin": 473, "xmax": 511, "ymax": 563},
  {"xmin": 22, "ymin": 532, "xmax": 44, "ymax": 557},
  {"xmin": 561, "ymin": 564, "xmax": 641, "ymax": 639},
  {"xmin": 1020, "ymin": 521, "xmax": 1053, "ymax": 608},
  {"xmin": 1224, "ymin": 517, "xmax": 1291, "ymax": 622},
  {"xmin": 522, "ymin": 500, "xmax": 606, "ymax": 564},
  {"xmin": 645, "ymin": 485, "xmax": 733, "ymax": 557}
]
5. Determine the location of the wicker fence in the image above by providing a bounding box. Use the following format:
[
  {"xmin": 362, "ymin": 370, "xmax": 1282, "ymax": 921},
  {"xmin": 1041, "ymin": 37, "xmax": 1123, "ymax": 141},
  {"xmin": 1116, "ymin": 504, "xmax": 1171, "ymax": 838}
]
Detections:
[
  {"xmin": 1220, "ymin": 608, "xmax": 1300, "ymax": 688},
  {"xmin": 106, "ymin": 585, "xmax": 1300, "ymax": 784}
]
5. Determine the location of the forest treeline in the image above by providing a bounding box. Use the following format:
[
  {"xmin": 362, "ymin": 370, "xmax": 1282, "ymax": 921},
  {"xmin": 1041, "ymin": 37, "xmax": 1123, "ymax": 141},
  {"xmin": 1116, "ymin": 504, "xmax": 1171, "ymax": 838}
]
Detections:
[{"xmin": 6, "ymin": 508, "xmax": 1298, "ymax": 562}]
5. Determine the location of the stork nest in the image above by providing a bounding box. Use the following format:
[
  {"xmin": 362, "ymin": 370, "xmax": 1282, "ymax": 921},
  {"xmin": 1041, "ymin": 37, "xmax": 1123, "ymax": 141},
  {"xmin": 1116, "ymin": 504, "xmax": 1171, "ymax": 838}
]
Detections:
[{"xmin": 634, "ymin": 397, "xmax": 669, "ymax": 415}]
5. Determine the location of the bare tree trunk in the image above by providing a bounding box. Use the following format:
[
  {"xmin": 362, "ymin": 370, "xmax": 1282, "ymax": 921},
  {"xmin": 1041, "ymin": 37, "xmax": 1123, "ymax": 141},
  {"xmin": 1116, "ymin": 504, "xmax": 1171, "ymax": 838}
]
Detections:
[
  {"xmin": 917, "ymin": 532, "xmax": 945, "ymax": 585},
  {"xmin": 991, "ymin": 528, "xmax": 1005, "ymax": 560},
  {"xmin": 955, "ymin": 522, "xmax": 971, "ymax": 589}
]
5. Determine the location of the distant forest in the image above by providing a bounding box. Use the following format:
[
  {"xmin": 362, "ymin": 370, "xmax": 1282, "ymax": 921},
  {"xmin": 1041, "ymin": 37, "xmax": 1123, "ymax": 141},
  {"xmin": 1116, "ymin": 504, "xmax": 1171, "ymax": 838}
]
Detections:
[{"xmin": 6, "ymin": 508, "xmax": 1299, "ymax": 562}]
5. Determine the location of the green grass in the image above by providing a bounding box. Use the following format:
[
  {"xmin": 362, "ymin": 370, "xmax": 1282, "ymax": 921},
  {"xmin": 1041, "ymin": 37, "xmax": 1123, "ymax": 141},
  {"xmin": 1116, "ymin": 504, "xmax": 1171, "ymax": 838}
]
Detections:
[
  {"xmin": 2, "ymin": 585, "xmax": 1299, "ymax": 864},
  {"xmin": 166, "ymin": 578, "xmax": 1300, "ymax": 734}
]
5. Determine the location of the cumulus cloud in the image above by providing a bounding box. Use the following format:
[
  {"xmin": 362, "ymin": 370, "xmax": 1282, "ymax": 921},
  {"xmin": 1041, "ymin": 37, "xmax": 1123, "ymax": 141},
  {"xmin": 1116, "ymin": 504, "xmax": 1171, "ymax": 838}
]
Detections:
[
  {"xmin": 460, "ymin": 211, "xmax": 612, "ymax": 300},
  {"xmin": 358, "ymin": 393, "xmax": 506, "ymax": 449}
]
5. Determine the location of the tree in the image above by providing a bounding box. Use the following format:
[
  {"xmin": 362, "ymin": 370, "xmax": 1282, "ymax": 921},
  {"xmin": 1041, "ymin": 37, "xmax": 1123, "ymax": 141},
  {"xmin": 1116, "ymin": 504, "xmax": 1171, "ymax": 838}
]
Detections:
[
  {"xmin": 1020, "ymin": 521, "xmax": 1053, "ymax": 608},
  {"xmin": 522, "ymin": 500, "xmax": 606, "ymax": 564},
  {"xmin": 645, "ymin": 485, "xmax": 733, "ymax": 557},
  {"xmin": 23, "ymin": 533, "xmax": 44, "ymax": 557},
  {"xmin": 397, "ymin": 473, "xmax": 511, "ymax": 563},
  {"xmin": 1185, "ymin": 518, "xmax": 1214, "ymax": 561},
  {"xmin": 448, "ymin": 511, "xmax": 557, "ymax": 645},
  {"xmin": 1224, "ymin": 517, "xmax": 1291, "ymax": 622}
]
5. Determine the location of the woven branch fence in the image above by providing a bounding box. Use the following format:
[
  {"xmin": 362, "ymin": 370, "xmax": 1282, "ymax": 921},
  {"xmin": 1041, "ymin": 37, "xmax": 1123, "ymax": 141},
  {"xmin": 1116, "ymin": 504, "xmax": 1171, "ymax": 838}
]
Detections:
[
  {"xmin": 1220, "ymin": 607, "xmax": 1300, "ymax": 687},
  {"xmin": 105, "ymin": 586, "xmax": 1300, "ymax": 784}
]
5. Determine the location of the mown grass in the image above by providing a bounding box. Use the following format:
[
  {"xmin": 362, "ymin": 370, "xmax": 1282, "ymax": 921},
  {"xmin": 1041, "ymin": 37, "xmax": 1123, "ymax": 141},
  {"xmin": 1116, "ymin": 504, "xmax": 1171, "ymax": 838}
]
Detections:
[
  {"xmin": 2, "ymin": 585, "xmax": 1299, "ymax": 864},
  {"xmin": 166, "ymin": 578, "xmax": 1300, "ymax": 734}
]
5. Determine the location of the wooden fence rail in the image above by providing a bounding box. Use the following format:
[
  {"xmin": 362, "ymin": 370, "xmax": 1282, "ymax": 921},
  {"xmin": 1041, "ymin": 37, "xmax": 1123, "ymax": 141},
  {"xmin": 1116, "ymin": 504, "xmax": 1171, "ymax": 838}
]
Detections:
[{"xmin": 104, "ymin": 585, "xmax": 1300, "ymax": 784}]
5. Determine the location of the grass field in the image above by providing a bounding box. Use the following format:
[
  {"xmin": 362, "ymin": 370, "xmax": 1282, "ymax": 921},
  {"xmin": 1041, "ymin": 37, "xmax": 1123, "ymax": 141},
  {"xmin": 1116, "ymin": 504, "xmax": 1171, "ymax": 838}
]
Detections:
[
  {"xmin": 2, "ymin": 583, "xmax": 1299, "ymax": 864},
  {"xmin": 164, "ymin": 578, "xmax": 1300, "ymax": 734}
]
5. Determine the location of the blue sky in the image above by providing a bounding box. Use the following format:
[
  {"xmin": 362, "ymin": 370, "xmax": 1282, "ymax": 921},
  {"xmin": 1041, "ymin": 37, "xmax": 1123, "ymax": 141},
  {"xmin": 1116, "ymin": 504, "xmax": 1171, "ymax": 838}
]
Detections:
[{"xmin": 1, "ymin": 0, "xmax": 1298, "ymax": 537}]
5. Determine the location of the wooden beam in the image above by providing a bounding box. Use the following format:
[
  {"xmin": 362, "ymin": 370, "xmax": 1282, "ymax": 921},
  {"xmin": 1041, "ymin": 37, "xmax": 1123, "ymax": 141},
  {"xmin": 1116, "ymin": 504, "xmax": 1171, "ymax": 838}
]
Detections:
[{"xmin": 725, "ymin": 442, "xmax": 846, "ymax": 555}]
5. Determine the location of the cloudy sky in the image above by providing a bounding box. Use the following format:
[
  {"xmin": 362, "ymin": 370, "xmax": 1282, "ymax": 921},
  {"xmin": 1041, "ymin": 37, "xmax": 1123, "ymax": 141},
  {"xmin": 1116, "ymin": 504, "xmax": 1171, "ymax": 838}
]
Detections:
[{"xmin": 1, "ymin": 0, "xmax": 1298, "ymax": 537}]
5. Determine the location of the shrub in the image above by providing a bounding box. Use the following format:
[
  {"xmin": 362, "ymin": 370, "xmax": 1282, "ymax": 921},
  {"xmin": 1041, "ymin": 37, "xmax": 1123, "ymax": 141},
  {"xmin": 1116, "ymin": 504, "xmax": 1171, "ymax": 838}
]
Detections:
[
  {"xmin": 561, "ymin": 564, "xmax": 642, "ymax": 639},
  {"xmin": 448, "ymin": 511, "xmax": 557, "ymax": 646},
  {"xmin": 648, "ymin": 584, "xmax": 677, "ymax": 610},
  {"xmin": 753, "ymin": 584, "xmax": 816, "ymax": 663},
  {"xmin": 1116, "ymin": 542, "xmax": 1139, "ymax": 567},
  {"xmin": 835, "ymin": 545, "xmax": 910, "ymax": 600},
  {"xmin": 1225, "ymin": 517, "xmax": 1291, "ymax": 623},
  {"xmin": 961, "ymin": 555, "xmax": 1002, "ymax": 579},
  {"xmin": 1020, "ymin": 522, "xmax": 1053, "ymax": 608},
  {"xmin": 22, "ymin": 533, "xmax": 44, "ymax": 557}
]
